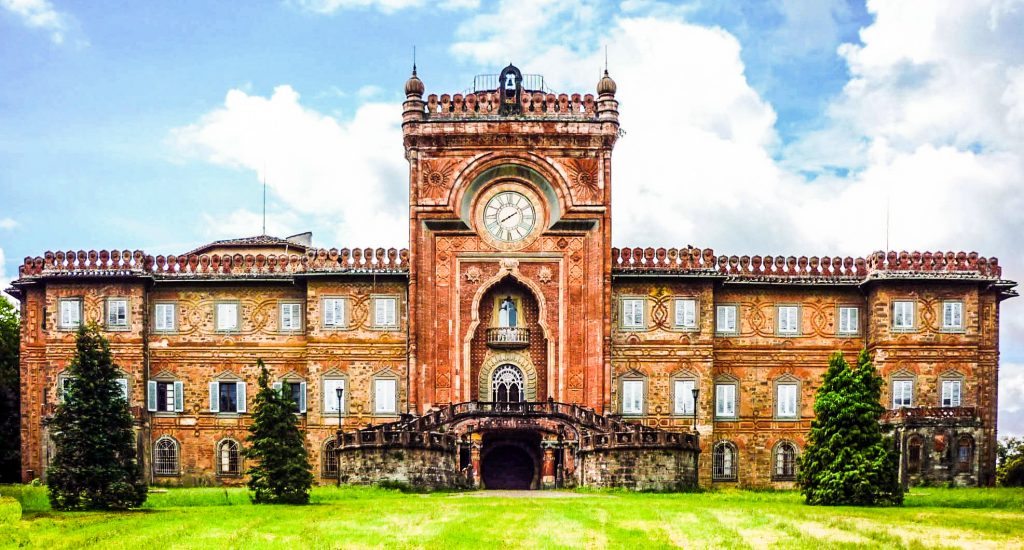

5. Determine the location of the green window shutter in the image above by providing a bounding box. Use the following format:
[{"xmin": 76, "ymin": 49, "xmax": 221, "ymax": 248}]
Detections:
[
  {"xmin": 147, "ymin": 381, "xmax": 157, "ymax": 412},
  {"xmin": 174, "ymin": 381, "xmax": 184, "ymax": 412}
]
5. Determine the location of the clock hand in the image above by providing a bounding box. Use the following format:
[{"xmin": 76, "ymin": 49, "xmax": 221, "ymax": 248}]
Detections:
[{"xmin": 500, "ymin": 212, "xmax": 518, "ymax": 223}]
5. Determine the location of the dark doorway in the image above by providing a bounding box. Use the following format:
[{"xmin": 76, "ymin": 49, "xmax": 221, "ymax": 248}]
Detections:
[{"xmin": 482, "ymin": 444, "xmax": 535, "ymax": 489}]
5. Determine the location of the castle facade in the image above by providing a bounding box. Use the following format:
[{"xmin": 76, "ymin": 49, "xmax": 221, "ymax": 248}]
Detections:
[{"xmin": 10, "ymin": 66, "xmax": 1016, "ymax": 489}]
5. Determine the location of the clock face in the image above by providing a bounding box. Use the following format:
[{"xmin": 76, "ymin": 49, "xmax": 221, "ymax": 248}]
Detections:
[{"xmin": 482, "ymin": 191, "xmax": 536, "ymax": 243}]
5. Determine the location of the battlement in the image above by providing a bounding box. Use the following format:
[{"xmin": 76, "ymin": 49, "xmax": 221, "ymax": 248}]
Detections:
[
  {"xmin": 420, "ymin": 91, "xmax": 598, "ymax": 120},
  {"xmin": 16, "ymin": 247, "xmax": 409, "ymax": 279},
  {"xmin": 611, "ymin": 247, "xmax": 1003, "ymax": 280}
]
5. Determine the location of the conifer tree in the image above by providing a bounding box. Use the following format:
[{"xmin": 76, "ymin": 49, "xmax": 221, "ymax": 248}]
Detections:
[
  {"xmin": 47, "ymin": 324, "xmax": 147, "ymax": 510},
  {"xmin": 0, "ymin": 298, "xmax": 20, "ymax": 482},
  {"xmin": 798, "ymin": 349, "xmax": 902, "ymax": 506},
  {"xmin": 245, "ymin": 360, "xmax": 313, "ymax": 504}
]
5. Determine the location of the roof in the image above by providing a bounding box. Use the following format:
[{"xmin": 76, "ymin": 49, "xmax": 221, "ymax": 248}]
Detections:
[{"xmin": 185, "ymin": 234, "xmax": 311, "ymax": 256}]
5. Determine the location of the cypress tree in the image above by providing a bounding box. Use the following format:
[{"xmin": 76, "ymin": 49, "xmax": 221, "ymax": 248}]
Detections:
[
  {"xmin": 0, "ymin": 299, "xmax": 20, "ymax": 482},
  {"xmin": 245, "ymin": 360, "xmax": 313, "ymax": 504},
  {"xmin": 47, "ymin": 324, "xmax": 147, "ymax": 510},
  {"xmin": 798, "ymin": 349, "xmax": 902, "ymax": 506}
]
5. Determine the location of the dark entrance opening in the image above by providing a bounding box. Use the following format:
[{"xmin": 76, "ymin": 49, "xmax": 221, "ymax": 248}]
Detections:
[{"xmin": 482, "ymin": 444, "xmax": 535, "ymax": 489}]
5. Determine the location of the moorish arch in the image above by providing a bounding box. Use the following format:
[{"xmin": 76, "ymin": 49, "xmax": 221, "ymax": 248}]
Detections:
[
  {"xmin": 452, "ymin": 156, "xmax": 570, "ymax": 227},
  {"xmin": 478, "ymin": 350, "xmax": 539, "ymax": 402}
]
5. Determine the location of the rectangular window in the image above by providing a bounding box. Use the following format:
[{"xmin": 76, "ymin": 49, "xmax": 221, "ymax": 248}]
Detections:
[
  {"xmin": 942, "ymin": 301, "xmax": 964, "ymax": 331},
  {"xmin": 776, "ymin": 383, "xmax": 797, "ymax": 418},
  {"xmin": 838, "ymin": 306, "xmax": 859, "ymax": 335},
  {"xmin": 59, "ymin": 377, "xmax": 75, "ymax": 402},
  {"xmin": 892, "ymin": 379, "xmax": 913, "ymax": 408},
  {"xmin": 715, "ymin": 383, "xmax": 736, "ymax": 418},
  {"xmin": 892, "ymin": 301, "xmax": 915, "ymax": 330},
  {"xmin": 154, "ymin": 303, "xmax": 176, "ymax": 331},
  {"xmin": 373, "ymin": 297, "xmax": 398, "ymax": 328},
  {"xmin": 621, "ymin": 298, "xmax": 645, "ymax": 329},
  {"xmin": 219, "ymin": 382, "xmax": 238, "ymax": 413},
  {"xmin": 216, "ymin": 303, "xmax": 239, "ymax": 331},
  {"xmin": 777, "ymin": 306, "xmax": 799, "ymax": 335},
  {"xmin": 59, "ymin": 299, "xmax": 82, "ymax": 329},
  {"xmin": 116, "ymin": 378, "xmax": 129, "ymax": 402},
  {"xmin": 621, "ymin": 379, "xmax": 644, "ymax": 415},
  {"xmin": 673, "ymin": 299, "xmax": 697, "ymax": 329},
  {"xmin": 673, "ymin": 379, "xmax": 695, "ymax": 415},
  {"xmin": 106, "ymin": 298, "xmax": 128, "ymax": 329},
  {"xmin": 374, "ymin": 379, "xmax": 397, "ymax": 414},
  {"xmin": 941, "ymin": 379, "xmax": 962, "ymax": 407},
  {"xmin": 716, "ymin": 305, "xmax": 737, "ymax": 334},
  {"xmin": 322, "ymin": 298, "xmax": 346, "ymax": 328},
  {"xmin": 277, "ymin": 381, "xmax": 305, "ymax": 414},
  {"xmin": 149, "ymin": 380, "xmax": 184, "ymax": 413},
  {"xmin": 323, "ymin": 378, "xmax": 346, "ymax": 413},
  {"xmin": 280, "ymin": 302, "xmax": 303, "ymax": 332}
]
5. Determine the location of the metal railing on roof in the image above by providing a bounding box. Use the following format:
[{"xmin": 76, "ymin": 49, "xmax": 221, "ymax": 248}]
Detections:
[{"xmin": 471, "ymin": 73, "xmax": 551, "ymax": 93}]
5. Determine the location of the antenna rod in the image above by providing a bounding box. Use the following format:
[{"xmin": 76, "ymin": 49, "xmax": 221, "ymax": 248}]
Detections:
[
  {"xmin": 262, "ymin": 168, "xmax": 267, "ymax": 235},
  {"xmin": 412, "ymin": 45, "xmax": 416, "ymax": 72}
]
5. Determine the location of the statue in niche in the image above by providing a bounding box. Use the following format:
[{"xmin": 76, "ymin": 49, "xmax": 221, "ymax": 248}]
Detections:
[{"xmin": 497, "ymin": 296, "xmax": 518, "ymax": 341}]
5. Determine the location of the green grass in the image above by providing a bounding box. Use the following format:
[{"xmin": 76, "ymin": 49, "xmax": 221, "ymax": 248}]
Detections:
[{"xmin": 1, "ymin": 485, "xmax": 1022, "ymax": 549}]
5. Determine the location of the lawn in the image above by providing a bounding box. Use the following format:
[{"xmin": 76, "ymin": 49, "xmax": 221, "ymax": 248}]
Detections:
[{"xmin": 2, "ymin": 485, "xmax": 1023, "ymax": 549}]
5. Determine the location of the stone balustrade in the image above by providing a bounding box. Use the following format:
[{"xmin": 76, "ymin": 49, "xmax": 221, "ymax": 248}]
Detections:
[{"xmin": 610, "ymin": 247, "xmax": 1002, "ymax": 279}]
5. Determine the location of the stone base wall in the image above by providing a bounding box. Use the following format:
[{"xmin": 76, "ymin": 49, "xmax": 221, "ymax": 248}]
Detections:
[
  {"xmin": 336, "ymin": 447, "xmax": 466, "ymax": 490},
  {"xmin": 577, "ymin": 447, "xmax": 698, "ymax": 491}
]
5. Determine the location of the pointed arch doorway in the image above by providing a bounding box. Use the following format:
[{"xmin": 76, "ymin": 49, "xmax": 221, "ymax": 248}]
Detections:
[{"xmin": 491, "ymin": 364, "xmax": 525, "ymax": 402}]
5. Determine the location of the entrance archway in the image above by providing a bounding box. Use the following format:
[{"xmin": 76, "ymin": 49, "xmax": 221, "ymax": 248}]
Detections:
[{"xmin": 482, "ymin": 444, "xmax": 535, "ymax": 489}]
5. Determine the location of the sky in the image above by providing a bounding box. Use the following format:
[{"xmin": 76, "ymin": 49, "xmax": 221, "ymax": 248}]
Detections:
[{"xmin": 1, "ymin": 0, "xmax": 1023, "ymax": 435}]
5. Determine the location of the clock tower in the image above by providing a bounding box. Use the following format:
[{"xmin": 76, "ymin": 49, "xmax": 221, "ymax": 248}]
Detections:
[{"xmin": 402, "ymin": 65, "xmax": 620, "ymax": 413}]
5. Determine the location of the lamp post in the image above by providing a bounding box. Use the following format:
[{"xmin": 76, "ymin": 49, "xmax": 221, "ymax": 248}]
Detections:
[
  {"xmin": 335, "ymin": 386, "xmax": 344, "ymax": 488},
  {"xmin": 691, "ymin": 387, "xmax": 700, "ymax": 490}
]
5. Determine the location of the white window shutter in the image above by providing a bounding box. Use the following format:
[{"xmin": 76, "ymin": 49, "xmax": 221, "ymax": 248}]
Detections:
[
  {"xmin": 299, "ymin": 382, "xmax": 307, "ymax": 413},
  {"xmin": 387, "ymin": 299, "xmax": 396, "ymax": 326},
  {"xmin": 953, "ymin": 381, "xmax": 961, "ymax": 405},
  {"xmin": 117, "ymin": 378, "xmax": 129, "ymax": 402},
  {"xmin": 272, "ymin": 381, "xmax": 282, "ymax": 394},
  {"xmin": 324, "ymin": 300, "xmax": 335, "ymax": 326},
  {"xmin": 60, "ymin": 302, "xmax": 69, "ymax": 327},
  {"xmin": 174, "ymin": 381, "xmax": 184, "ymax": 412},
  {"xmin": 147, "ymin": 381, "xmax": 157, "ymax": 412},
  {"xmin": 236, "ymin": 381, "xmax": 246, "ymax": 413},
  {"xmin": 209, "ymin": 382, "xmax": 219, "ymax": 413}
]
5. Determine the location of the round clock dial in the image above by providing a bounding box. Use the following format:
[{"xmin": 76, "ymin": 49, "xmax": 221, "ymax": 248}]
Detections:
[{"xmin": 482, "ymin": 191, "xmax": 536, "ymax": 243}]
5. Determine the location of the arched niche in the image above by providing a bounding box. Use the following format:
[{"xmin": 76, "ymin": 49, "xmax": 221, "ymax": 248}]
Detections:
[{"xmin": 458, "ymin": 163, "xmax": 564, "ymax": 228}]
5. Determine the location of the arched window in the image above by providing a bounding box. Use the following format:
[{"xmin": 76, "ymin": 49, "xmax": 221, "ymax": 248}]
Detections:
[
  {"xmin": 957, "ymin": 435, "xmax": 974, "ymax": 474},
  {"xmin": 713, "ymin": 441, "xmax": 737, "ymax": 481},
  {"xmin": 773, "ymin": 441, "xmax": 798, "ymax": 481},
  {"xmin": 217, "ymin": 439, "xmax": 241, "ymax": 476},
  {"xmin": 907, "ymin": 435, "xmax": 923, "ymax": 474},
  {"xmin": 153, "ymin": 437, "xmax": 179, "ymax": 476},
  {"xmin": 492, "ymin": 364, "xmax": 524, "ymax": 402},
  {"xmin": 498, "ymin": 296, "xmax": 518, "ymax": 328},
  {"xmin": 323, "ymin": 439, "xmax": 339, "ymax": 479}
]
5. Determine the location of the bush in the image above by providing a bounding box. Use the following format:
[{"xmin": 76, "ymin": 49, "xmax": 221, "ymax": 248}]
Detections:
[
  {"xmin": 0, "ymin": 497, "xmax": 20, "ymax": 526},
  {"xmin": 998, "ymin": 457, "xmax": 1024, "ymax": 487}
]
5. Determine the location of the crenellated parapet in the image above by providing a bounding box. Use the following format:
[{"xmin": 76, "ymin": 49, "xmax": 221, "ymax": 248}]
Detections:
[
  {"xmin": 610, "ymin": 247, "xmax": 1003, "ymax": 280},
  {"xmin": 421, "ymin": 91, "xmax": 598, "ymax": 120},
  {"xmin": 18, "ymin": 247, "xmax": 410, "ymax": 279}
]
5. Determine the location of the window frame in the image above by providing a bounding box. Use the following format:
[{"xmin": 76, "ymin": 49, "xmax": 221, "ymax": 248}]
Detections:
[
  {"xmin": 907, "ymin": 435, "xmax": 924, "ymax": 474},
  {"xmin": 939, "ymin": 373, "xmax": 964, "ymax": 408},
  {"xmin": 772, "ymin": 440, "xmax": 799, "ymax": 481},
  {"xmin": 775, "ymin": 305, "xmax": 801, "ymax": 336},
  {"xmin": 619, "ymin": 297, "xmax": 647, "ymax": 331},
  {"xmin": 214, "ymin": 300, "xmax": 241, "ymax": 333},
  {"xmin": 153, "ymin": 301, "xmax": 178, "ymax": 333},
  {"xmin": 773, "ymin": 375, "xmax": 800, "ymax": 420},
  {"xmin": 321, "ymin": 296, "xmax": 349, "ymax": 330},
  {"xmin": 371, "ymin": 295, "xmax": 400, "ymax": 330},
  {"xmin": 672, "ymin": 297, "xmax": 699, "ymax": 331},
  {"xmin": 278, "ymin": 301, "xmax": 304, "ymax": 333},
  {"xmin": 209, "ymin": 375, "xmax": 246, "ymax": 415},
  {"xmin": 671, "ymin": 373, "xmax": 697, "ymax": 416},
  {"xmin": 837, "ymin": 305, "xmax": 860, "ymax": 336},
  {"xmin": 941, "ymin": 300, "xmax": 965, "ymax": 332},
  {"xmin": 57, "ymin": 298, "xmax": 83, "ymax": 331},
  {"xmin": 619, "ymin": 373, "xmax": 646, "ymax": 416},
  {"xmin": 891, "ymin": 300, "xmax": 916, "ymax": 332},
  {"xmin": 153, "ymin": 436, "xmax": 181, "ymax": 477},
  {"xmin": 714, "ymin": 376, "xmax": 739, "ymax": 420},
  {"xmin": 147, "ymin": 376, "xmax": 184, "ymax": 414},
  {"xmin": 216, "ymin": 438, "xmax": 242, "ymax": 477},
  {"xmin": 322, "ymin": 438, "xmax": 340, "ymax": 479},
  {"xmin": 715, "ymin": 304, "xmax": 739, "ymax": 336},
  {"xmin": 712, "ymin": 441, "xmax": 738, "ymax": 482},
  {"xmin": 371, "ymin": 372, "xmax": 399, "ymax": 416},
  {"xmin": 272, "ymin": 375, "xmax": 307, "ymax": 415},
  {"xmin": 105, "ymin": 297, "xmax": 130, "ymax": 331},
  {"xmin": 322, "ymin": 373, "xmax": 349, "ymax": 416},
  {"xmin": 891, "ymin": 374, "xmax": 915, "ymax": 409},
  {"xmin": 957, "ymin": 435, "xmax": 974, "ymax": 474}
]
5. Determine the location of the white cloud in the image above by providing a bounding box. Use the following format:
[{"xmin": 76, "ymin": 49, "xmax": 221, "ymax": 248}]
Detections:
[
  {"xmin": 171, "ymin": 85, "xmax": 407, "ymax": 247},
  {"xmin": 357, "ymin": 84, "xmax": 384, "ymax": 99},
  {"xmin": 0, "ymin": 218, "xmax": 16, "ymax": 230},
  {"xmin": 198, "ymin": 208, "xmax": 304, "ymax": 244},
  {"xmin": 289, "ymin": 0, "xmax": 476, "ymax": 14},
  {"xmin": 0, "ymin": 0, "xmax": 71, "ymax": 44}
]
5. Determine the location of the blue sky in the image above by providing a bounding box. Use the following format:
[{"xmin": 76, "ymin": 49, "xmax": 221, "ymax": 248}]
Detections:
[{"xmin": 2, "ymin": 0, "xmax": 1024, "ymax": 435}]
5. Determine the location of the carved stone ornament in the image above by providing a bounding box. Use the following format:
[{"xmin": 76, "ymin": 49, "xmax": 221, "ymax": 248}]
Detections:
[
  {"xmin": 465, "ymin": 266, "xmax": 482, "ymax": 283},
  {"xmin": 538, "ymin": 266, "xmax": 553, "ymax": 284},
  {"xmin": 500, "ymin": 258, "xmax": 520, "ymax": 271}
]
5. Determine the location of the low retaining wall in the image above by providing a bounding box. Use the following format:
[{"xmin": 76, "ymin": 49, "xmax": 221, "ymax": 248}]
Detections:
[
  {"xmin": 336, "ymin": 447, "xmax": 466, "ymax": 490},
  {"xmin": 577, "ymin": 447, "xmax": 698, "ymax": 491}
]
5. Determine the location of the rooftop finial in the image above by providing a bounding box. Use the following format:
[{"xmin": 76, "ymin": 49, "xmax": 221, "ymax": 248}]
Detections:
[
  {"xmin": 412, "ymin": 45, "xmax": 417, "ymax": 75},
  {"xmin": 604, "ymin": 44, "xmax": 608, "ymax": 72}
]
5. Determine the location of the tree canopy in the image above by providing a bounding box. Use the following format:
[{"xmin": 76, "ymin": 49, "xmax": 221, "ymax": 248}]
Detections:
[
  {"xmin": 798, "ymin": 349, "xmax": 903, "ymax": 506},
  {"xmin": 0, "ymin": 298, "xmax": 20, "ymax": 482}
]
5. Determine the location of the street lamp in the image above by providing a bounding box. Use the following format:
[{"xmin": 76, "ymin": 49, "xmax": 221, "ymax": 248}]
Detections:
[
  {"xmin": 342, "ymin": 383, "xmax": 350, "ymax": 487},
  {"xmin": 691, "ymin": 387, "xmax": 700, "ymax": 490}
]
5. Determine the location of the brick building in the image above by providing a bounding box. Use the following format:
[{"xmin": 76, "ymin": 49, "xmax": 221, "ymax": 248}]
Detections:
[{"xmin": 8, "ymin": 65, "xmax": 1017, "ymax": 489}]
